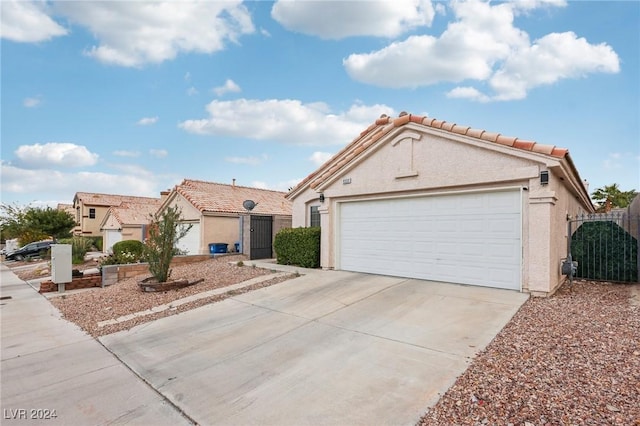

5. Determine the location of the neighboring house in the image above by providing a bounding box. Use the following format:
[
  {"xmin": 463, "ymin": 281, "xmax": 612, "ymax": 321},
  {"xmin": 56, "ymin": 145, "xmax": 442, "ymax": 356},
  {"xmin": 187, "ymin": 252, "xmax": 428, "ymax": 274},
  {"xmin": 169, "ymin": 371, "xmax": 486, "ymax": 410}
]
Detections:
[
  {"xmin": 100, "ymin": 199, "xmax": 164, "ymax": 253},
  {"xmin": 158, "ymin": 179, "xmax": 292, "ymax": 256},
  {"xmin": 287, "ymin": 112, "xmax": 595, "ymax": 296},
  {"xmin": 72, "ymin": 192, "xmax": 163, "ymax": 238}
]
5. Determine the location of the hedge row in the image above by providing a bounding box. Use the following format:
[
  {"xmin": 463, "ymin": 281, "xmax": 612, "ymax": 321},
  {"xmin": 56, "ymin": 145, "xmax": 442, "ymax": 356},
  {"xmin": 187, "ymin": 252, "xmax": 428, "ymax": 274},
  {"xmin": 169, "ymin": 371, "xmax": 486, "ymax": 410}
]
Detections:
[{"xmin": 273, "ymin": 227, "xmax": 320, "ymax": 268}]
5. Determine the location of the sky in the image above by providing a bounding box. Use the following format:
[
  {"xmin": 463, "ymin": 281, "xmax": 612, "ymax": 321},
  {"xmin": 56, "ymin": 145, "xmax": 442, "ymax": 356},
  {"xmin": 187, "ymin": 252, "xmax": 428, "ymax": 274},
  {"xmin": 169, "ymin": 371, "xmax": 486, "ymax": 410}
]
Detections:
[{"xmin": 1, "ymin": 0, "xmax": 639, "ymax": 208}]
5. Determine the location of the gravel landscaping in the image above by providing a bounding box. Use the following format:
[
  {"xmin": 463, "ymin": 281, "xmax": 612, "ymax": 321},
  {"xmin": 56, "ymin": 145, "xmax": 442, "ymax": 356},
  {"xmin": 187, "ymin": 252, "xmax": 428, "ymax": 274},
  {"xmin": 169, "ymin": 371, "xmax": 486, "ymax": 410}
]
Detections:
[
  {"xmin": 37, "ymin": 255, "xmax": 295, "ymax": 337},
  {"xmin": 418, "ymin": 280, "xmax": 640, "ymax": 426}
]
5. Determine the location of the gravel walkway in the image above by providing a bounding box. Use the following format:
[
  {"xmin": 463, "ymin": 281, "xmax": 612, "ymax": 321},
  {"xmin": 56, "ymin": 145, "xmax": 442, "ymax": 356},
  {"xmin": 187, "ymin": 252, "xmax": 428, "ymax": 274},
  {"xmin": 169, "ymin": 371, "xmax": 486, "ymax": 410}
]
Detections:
[
  {"xmin": 418, "ymin": 280, "xmax": 640, "ymax": 425},
  {"xmin": 47, "ymin": 256, "xmax": 295, "ymax": 337}
]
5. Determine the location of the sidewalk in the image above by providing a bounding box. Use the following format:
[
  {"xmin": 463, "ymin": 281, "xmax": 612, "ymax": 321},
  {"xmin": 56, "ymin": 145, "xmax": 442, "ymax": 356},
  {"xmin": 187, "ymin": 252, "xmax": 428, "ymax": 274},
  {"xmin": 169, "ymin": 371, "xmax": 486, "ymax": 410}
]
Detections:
[{"xmin": 0, "ymin": 264, "xmax": 192, "ymax": 426}]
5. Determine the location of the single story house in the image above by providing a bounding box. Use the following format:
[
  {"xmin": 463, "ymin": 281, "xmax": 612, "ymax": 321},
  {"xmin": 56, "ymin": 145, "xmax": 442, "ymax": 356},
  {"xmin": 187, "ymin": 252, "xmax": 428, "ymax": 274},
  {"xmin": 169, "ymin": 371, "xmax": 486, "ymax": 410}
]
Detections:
[
  {"xmin": 100, "ymin": 198, "xmax": 165, "ymax": 253},
  {"xmin": 287, "ymin": 112, "xmax": 595, "ymax": 296},
  {"xmin": 158, "ymin": 179, "xmax": 292, "ymax": 256},
  {"xmin": 72, "ymin": 192, "xmax": 163, "ymax": 237}
]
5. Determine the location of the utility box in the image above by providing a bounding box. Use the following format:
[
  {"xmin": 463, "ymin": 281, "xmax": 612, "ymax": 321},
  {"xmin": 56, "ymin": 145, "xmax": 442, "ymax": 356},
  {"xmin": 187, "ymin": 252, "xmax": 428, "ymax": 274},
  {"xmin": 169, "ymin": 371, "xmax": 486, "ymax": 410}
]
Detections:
[{"xmin": 51, "ymin": 244, "xmax": 72, "ymax": 290}]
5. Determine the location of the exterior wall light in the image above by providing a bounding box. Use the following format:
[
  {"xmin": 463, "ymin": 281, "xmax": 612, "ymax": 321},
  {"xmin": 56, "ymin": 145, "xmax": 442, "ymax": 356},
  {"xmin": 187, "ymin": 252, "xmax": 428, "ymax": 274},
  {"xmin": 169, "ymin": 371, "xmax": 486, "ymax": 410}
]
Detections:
[
  {"xmin": 319, "ymin": 193, "xmax": 325, "ymax": 203},
  {"xmin": 540, "ymin": 170, "xmax": 549, "ymax": 185}
]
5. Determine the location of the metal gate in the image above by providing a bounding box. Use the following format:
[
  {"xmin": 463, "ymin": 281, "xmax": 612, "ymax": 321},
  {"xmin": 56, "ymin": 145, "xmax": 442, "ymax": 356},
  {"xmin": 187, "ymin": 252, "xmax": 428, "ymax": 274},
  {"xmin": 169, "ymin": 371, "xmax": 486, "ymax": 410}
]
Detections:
[
  {"xmin": 250, "ymin": 215, "xmax": 273, "ymax": 260},
  {"xmin": 567, "ymin": 212, "xmax": 639, "ymax": 282}
]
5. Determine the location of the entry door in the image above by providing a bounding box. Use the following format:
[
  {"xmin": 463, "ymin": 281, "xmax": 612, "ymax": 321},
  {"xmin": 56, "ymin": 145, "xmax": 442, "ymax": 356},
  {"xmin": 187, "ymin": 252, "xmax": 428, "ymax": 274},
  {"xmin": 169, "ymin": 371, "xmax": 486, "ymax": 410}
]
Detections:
[
  {"xmin": 338, "ymin": 190, "xmax": 522, "ymax": 290},
  {"xmin": 250, "ymin": 215, "xmax": 273, "ymax": 260}
]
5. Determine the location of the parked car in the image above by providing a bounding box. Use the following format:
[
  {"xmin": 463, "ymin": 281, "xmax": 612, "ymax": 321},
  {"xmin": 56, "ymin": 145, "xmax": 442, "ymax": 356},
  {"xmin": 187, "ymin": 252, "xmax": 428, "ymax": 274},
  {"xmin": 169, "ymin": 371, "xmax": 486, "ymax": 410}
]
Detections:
[{"xmin": 5, "ymin": 240, "xmax": 53, "ymax": 261}]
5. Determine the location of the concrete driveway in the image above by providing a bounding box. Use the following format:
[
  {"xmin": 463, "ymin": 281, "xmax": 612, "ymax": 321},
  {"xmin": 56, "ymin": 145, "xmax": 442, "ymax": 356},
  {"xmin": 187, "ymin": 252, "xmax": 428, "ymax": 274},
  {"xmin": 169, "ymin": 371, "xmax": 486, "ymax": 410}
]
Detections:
[{"xmin": 100, "ymin": 269, "xmax": 528, "ymax": 425}]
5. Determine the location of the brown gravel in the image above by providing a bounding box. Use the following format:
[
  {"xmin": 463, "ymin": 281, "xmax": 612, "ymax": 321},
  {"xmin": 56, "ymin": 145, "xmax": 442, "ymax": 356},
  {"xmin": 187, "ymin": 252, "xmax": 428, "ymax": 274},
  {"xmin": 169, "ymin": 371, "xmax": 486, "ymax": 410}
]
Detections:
[
  {"xmin": 46, "ymin": 255, "xmax": 295, "ymax": 337},
  {"xmin": 418, "ymin": 280, "xmax": 640, "ymax": 426}
]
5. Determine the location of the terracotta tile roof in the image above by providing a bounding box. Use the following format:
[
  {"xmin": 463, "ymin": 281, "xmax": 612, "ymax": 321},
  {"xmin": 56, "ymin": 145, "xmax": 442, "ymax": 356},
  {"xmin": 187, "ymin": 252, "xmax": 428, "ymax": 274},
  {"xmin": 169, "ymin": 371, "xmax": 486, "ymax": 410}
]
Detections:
[
  {"xmin": 291, "ymin": 112, "xmax": 571, "ymax": 193},
  {"xmin": 74, "ymin": 192, "xmax": 161, "ymax": 207},
  {"xmin": 174, "ymin": 179, "xmax": 292, "ymax": 216},
  {"xmin": 109, "ymin": 200, "xmax": 163, "ymax": 226}
]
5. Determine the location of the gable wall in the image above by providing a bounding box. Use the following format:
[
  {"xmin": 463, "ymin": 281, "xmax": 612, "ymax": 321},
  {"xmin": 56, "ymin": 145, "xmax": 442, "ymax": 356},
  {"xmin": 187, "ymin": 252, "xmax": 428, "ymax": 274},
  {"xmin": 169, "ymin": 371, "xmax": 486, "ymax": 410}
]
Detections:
[{"xmin": 319, "ymin": 131, "xmax": 540, "ymax": 199}]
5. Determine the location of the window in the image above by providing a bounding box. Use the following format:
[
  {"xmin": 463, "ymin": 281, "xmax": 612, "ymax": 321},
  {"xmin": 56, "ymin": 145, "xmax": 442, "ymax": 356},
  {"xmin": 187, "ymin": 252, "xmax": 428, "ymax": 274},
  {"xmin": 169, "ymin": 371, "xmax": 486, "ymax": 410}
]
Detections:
[
  {"xmin": 89, "ymin": 208, "xmax": 96, "ymax": 219},
  {"xmin": 310, "ymin": 206, "xmax": 320, "ymax": 228}
]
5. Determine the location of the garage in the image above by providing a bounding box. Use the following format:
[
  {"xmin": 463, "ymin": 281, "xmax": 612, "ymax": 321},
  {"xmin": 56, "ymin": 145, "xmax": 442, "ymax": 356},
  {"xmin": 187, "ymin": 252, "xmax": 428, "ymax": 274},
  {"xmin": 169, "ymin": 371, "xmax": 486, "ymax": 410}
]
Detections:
[
  {"xmin": 338, "ymin": 190, "xmax": 522, "ymax": 290},
  {"xmin": 104, "ymin": 230, "xmax": 122, "ymax": 254},
  {"xmin": 176, "ymin": 223, "xmax": 200, "ymax": 255}
]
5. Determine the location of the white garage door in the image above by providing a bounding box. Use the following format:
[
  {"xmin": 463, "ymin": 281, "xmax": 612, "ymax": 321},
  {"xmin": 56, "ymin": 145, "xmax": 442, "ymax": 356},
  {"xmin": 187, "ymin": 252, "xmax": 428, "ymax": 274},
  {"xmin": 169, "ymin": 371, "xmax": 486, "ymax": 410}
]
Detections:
[
  {"xmin": 176, "ymin": 223, "xmax": 200, "ymax": 255},
  {"xmin": 338, "ymin": 190, "xmax": 522, "ymax": 290},
  {"xmin": 104, "ymin": 230, "xmax": 122, "ymax": 254}
]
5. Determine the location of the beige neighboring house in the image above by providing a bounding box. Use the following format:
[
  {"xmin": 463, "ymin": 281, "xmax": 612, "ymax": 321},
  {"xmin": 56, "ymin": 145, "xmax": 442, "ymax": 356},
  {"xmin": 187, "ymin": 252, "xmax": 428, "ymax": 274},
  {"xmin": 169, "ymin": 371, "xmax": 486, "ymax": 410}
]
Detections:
[
  {"xmin": 159, "ymin": 179, "xmax": 292, "ymax": 256},
  {"xmin": 72, "ymin": 192, "xmax": 163, "ymax": 238},
  {"xmin": 287, "ymin": 112, "xmax": 595, "ymax": 296},
  {"xmin": 100, "ymin": 199, "xmax": 164, "ymax": 253}
]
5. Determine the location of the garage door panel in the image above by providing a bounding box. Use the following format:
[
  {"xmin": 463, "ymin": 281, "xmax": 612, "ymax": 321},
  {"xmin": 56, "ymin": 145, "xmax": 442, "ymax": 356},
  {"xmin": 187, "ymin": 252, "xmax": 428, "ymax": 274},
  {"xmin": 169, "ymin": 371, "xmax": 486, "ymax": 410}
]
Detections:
[{"xmin": 339, "ymin": 191, "xmax": 521, "ymax": 290}]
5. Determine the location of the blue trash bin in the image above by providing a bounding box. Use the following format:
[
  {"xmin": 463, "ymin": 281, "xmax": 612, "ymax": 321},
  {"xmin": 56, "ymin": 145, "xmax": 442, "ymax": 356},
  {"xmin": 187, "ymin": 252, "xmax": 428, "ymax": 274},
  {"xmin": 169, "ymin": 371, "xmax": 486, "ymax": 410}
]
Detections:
[
  {"xmin": 234, "ymin": 242, "xmax": 240, "ymax": 252},
  {"xmin": 208, "ymin": 243, "xmax": 228, "ymax": 254}
]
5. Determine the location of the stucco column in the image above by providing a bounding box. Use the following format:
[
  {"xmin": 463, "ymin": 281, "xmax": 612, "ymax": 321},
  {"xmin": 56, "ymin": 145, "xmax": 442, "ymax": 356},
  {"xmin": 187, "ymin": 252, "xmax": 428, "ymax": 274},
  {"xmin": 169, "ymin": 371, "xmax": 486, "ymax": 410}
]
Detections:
[
  {"xmin": 319, "ymin": 204, "xmax": 331, "ymax": 269},
  {"xmin": 527, "ymin": 191, "xmax": 557, "ymax": 295}
]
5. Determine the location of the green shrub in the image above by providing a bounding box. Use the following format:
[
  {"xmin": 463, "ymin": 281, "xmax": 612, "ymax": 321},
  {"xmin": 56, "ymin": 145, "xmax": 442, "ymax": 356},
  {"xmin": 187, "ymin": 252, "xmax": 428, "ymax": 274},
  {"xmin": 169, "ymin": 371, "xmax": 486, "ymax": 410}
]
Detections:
[
  {"xmin": 571, "ymin": 221, "xmax": 638, "ymax": 282},
  {"xmin": 112, "ymin": 240, "xmax": 145, "ymax": 264},
  {"xmin": 61, "ymin": 236, "xmax": 93, "ymax": 264},
  {"xmin": 144, "ymin": 206, "xmax": 192, "ymax": 283},
  {"xmin": 273, "ymin": 227, "xmax": 320, "ymax": 268}
]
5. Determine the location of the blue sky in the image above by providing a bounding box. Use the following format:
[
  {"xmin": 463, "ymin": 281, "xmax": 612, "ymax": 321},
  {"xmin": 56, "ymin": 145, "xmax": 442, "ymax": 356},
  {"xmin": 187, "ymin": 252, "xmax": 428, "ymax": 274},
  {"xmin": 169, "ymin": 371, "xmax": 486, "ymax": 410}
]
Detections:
[{"xmin": 1, "ymin": 0, "xmax": 638, "ymax": 208}]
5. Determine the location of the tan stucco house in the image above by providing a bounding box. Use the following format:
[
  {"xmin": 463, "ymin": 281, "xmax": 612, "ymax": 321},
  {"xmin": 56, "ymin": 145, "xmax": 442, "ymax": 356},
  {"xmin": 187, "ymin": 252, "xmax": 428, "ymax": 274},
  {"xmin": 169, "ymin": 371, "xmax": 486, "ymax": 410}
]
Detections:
[
  {"xmin": 159, "ymin": 179, "xmax": 292, "ymax": 255},
  {"xmin": 72, "ymin": 192, "xmax": 162, "ymax": 237},
  {"xmin": 100, "ymin": 198, "xmax": 164, "ymax": 253},
  {"xmin": 287, "ymin": 112, "xmax": 595, "ymax": 296}
]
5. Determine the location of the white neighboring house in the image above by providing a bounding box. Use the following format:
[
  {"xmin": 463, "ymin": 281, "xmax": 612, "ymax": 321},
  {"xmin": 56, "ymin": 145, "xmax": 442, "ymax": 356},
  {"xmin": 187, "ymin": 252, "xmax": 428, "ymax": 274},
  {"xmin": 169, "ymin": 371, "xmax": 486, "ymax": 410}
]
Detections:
[{"xmin": 100, "ymin": 199, "xmax": 164, "ymax": 253}]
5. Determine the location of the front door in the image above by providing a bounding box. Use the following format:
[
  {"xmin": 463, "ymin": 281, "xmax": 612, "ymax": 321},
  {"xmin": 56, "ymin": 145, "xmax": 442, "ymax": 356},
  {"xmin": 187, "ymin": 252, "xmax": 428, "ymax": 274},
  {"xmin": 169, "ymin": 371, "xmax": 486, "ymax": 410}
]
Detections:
[{"xmin": 250, "ymin": 215, "xmax": 273, "ymax": 260}]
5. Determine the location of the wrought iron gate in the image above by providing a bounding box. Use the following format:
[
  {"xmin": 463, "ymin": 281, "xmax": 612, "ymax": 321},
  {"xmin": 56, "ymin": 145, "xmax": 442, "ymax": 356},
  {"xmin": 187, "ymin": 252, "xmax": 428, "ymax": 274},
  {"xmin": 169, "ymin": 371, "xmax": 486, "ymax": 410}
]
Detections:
[
  {"xmin": 250, "ymin": 215, "xmax": 273, "ymax": 260},
  {"xmin": 567, "ymin": 212, "xmax": 639, "ymax": 282}
]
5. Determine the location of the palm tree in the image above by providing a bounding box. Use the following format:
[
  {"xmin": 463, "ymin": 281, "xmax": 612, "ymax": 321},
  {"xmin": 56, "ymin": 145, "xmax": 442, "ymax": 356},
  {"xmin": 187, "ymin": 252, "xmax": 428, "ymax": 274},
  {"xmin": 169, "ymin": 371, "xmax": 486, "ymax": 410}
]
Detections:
[{"xmin": 591, "ymin": 183, "xmax": 638, "ymax": 212}]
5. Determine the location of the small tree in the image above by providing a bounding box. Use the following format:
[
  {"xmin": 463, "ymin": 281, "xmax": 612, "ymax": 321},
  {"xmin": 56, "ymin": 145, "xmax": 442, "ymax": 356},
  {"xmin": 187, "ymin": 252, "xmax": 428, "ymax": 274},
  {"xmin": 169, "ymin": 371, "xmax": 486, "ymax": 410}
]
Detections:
[
  {"xmin": 591, "ymin": 183, "xmax": 637, "ymax": 212},
  {"xmin": 143, "ymin": 206, "xmax": 192, "ymax": 283}
]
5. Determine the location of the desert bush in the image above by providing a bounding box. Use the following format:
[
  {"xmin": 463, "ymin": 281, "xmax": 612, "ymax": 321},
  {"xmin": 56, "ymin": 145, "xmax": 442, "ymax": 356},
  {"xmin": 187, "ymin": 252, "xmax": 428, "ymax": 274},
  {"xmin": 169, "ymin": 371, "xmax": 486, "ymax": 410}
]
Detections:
[{"xmin": 273, "ymin": 227, "xmax": 320, "ymax": 268}]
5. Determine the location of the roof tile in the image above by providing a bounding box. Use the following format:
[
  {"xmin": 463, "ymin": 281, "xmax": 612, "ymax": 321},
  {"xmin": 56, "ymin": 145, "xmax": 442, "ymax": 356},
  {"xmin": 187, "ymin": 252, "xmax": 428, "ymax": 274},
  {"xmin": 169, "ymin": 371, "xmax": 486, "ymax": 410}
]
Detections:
[
  {"xmin": 496, "ymin": 135, "xmax": 517, "ymax": 146},
  {"xmin": 513, "ymin": 139, "xmax": 536, "ymax": 151},
  {"xmin": 174, "ymin": 179, "xmax": 291, "ymax": 216}
]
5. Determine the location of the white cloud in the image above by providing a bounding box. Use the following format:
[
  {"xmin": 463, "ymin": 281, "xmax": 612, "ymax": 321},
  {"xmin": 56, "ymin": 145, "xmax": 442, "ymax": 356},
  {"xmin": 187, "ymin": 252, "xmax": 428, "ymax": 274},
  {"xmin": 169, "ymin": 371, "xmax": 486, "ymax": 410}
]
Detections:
[
  {"xmin": 225, "ymin": 154, "xmax": 267, "ymax": 166},
  {"xmin": 343, "ymin": 0, "xmax": 619, "ymax": 101},
  {"xmin": 184, "ymin": 72, "xmax": 192, "ymax": 82},
  {"xmin": 251, "ymin": 178, "xmax": 301, "ymax": 192},
  {"xmin": 446, "ymin": 86, "xmax": 490, "ymax": 103},
  {"xmin": 137, "ymin": 116, "xmax": 158, "ymax": 126},
  {"xmin": 488, "ymin": 31, "xmax": 620, "ymax": 101},
  {"xmin": 213, "ymin": 79, "xmax": 241, "ymax": 97},
  {"xmin": 187, "ymin": 86, "xmax": 198, "ymax": 96},
  {"xmin": 179, "ymin": 99, "xmax": 395, "ymax": 146},
  {"xmin": 1, "ymin": 0, "xmax": 68, "ymax": 43},
  {"xmin": 150, "ymin": 149, "xmax": 168, "ymax": 158},
  {"xmin": 603, "ymin": 153, "xmax": 624, "ymax": 170},
  {"xmin": 53, "ymin": 1, "xmax": 255, "ymax": 67},
  {"xmin": 272, "ymin": 0, "xmax": 435, "ymax": 39},
  {"xmin": 1, "ymin": 161, "xmax": 161, "ymax": 202},
  {"xmin": 23, "ymin": 96, "xmax": 42, "ymax": 108},
  {"xmin": 309, "ymin": 151, "xmax": 334, "ymax": 166},
  {"xmin": 14, "ymin": 143, "xmax": 98, "ymax": 169},
  {"xmin": 113, "ymin": 150, "xmax": 140, "ymax": 158}
]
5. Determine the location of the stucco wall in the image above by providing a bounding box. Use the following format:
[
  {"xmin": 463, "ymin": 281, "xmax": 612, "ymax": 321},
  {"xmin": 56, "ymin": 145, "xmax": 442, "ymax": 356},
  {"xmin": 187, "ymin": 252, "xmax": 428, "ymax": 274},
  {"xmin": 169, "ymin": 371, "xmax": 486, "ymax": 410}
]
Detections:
[
  {"xmin": 80, "ymin": 205, "xmax": 110, "ymax": 236},
  {"xmin": 202, "ymin": 215, "xmax": 239, "ymax": 250}
]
